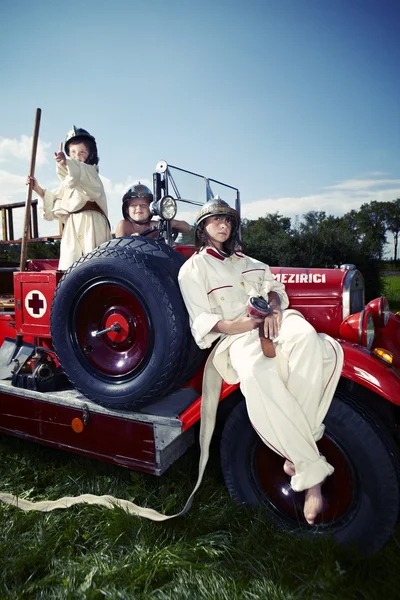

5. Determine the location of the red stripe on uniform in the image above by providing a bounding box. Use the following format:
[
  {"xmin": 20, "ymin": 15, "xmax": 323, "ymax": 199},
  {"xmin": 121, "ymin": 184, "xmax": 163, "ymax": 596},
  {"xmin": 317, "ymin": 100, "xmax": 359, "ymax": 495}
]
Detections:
[
  {"xmin": 207, "ymin": 285, "xmax": 233, "ymax": 295},
  {"xmin": 205, "ymin": 248, "xmax": 225, "ymax": 260}
]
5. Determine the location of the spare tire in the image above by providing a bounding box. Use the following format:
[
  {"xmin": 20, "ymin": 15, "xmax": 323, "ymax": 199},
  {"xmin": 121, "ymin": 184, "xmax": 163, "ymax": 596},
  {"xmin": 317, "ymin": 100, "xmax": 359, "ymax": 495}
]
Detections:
[
  {"xmin": 50, "ymin": 238, "xmax": 199, "ymax": 409},
  {"xmin": 96, "ymin": 236, "xmax": 186, "ymax": 278},
  {"xmin": 98, "ymin": 236, "xmax": 207, "ymax": 388},
  {"xmin": 97, "ymin": 237, "xmax": 207, "ymax": 387}
]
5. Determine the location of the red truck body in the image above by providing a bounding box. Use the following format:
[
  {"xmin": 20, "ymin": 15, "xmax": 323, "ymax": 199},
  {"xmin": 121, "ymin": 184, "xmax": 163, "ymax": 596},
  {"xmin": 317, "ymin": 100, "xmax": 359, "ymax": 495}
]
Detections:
[{"xmin": 1, "ymin": 162, "xmax": 399, "ymax": 555}]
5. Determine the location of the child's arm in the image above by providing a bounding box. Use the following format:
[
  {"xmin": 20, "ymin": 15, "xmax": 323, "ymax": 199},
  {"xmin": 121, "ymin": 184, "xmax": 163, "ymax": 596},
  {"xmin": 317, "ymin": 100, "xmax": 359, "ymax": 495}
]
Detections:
[
  {"xmin": 178, "ymin": 257, "xmax": 224, "ymax": 349},
  {"xmin": 26, "ymin": 176, "xmax": 45, "ymax": 199},
  {"xmin": 170, "ymin": 219, "xmax": 191, "ymax": 233},
  {"xmin": 26, "ymin": 176, "xmax": 57, "ymax": 222},
  {"xmin": 64, "ymin": 159, "xmax": 104, "ymax": 201},
  {"xmin": 115, "ymin": 220, "xmax": 133, "ymax": 237}
]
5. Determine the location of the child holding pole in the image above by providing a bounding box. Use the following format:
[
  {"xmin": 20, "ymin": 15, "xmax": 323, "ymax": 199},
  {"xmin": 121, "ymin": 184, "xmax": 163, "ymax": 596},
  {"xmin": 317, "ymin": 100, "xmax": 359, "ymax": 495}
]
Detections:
[{"xmin": 27, "ymin": 126, "xmax": 111, "ymax": 270}]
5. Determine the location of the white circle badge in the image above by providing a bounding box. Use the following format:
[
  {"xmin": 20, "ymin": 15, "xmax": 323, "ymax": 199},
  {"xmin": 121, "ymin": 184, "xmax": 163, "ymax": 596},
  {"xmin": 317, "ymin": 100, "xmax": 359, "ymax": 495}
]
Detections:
[{"xmin": 25, "ymin": 290, "xmax": 47, "ymax": 319}]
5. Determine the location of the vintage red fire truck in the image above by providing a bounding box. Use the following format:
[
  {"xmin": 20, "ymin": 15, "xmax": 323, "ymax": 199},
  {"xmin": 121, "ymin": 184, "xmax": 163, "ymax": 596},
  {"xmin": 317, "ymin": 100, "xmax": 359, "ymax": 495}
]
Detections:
[{"xmin": 0, "ymin": 161, "xmax": 399, "ymax": 555}]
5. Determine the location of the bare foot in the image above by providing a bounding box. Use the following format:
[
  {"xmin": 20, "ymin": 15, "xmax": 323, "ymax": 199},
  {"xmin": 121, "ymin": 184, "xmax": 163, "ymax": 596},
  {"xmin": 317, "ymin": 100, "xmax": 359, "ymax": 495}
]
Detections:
[
  {"xmin": 283, "ymin": 460, "xmax": 295, "ymax": 477},
  {"xmin": 303, "ymin": 483, "xmax": 323, "ymax": 525}
]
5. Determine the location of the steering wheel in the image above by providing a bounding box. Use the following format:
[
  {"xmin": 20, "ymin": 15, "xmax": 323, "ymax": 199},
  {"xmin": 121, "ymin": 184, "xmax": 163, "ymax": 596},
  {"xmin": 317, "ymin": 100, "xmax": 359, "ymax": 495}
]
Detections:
[
  {"xmin": 139, "ymin": 226, "xmax": 179, "ymax": 242},
  {"xmin": 139, "ymin": 226, "xmax": 158, "ymax": 237}
]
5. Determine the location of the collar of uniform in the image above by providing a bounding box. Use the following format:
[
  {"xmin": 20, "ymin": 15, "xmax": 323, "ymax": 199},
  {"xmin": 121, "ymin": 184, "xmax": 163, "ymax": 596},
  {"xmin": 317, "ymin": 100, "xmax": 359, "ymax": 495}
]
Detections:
[
  {"xmin": 202, "ymin": 248, "xmax": 246, "ymax": 261},
  {"xmin": 203, "ymin": 248, "xmax": 225, "ymax": 261}
]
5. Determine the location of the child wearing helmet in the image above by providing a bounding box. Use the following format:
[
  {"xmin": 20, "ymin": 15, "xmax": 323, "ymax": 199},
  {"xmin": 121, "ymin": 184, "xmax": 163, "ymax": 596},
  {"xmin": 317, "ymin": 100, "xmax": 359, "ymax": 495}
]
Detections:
[
  {"xmin": 26, "ymin": 126, "xmax": 112, "ymax": 270},
  {"xmin": 115, "ymin": 183, "xmax": 190, "ymax": 238},
  {"xmin": 178, "ymin": 197, "xmax": 344, "ymax": 526}
]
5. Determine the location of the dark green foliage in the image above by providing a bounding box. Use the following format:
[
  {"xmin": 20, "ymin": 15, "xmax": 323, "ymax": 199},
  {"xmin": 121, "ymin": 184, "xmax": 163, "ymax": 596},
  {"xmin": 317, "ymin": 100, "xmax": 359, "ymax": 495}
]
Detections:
[
  {"xmin": 241, "ymin": 214, "xmax": 292, "ymax": 266},
  {"xmin": 242, "ymin": 210, "xmax": 383, "ymax": 299},
  {"xmin": 1, "ymin": 435, "xmax": 400, "ymax": 599},
  {"xmin": 353, "ymin": 201, "xmax": 388, "ymax": 260},
  {"xmin": 178, "ymin": 226, "xmax": 195, "ymax": 245},
  {"xmin": 0, "ymin": 240, "xmax": 61, "ymax": 263},
  {"xmin": 383, "ymin": 275, "xmax": 400, "ymax": 312},
  {"xmin": 385, "ymin": 199, "xmax": 400, "ymax": 261}
]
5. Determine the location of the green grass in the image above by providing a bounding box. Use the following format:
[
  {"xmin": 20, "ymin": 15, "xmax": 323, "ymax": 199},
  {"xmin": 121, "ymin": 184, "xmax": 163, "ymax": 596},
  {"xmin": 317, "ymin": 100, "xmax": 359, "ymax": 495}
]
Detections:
[
  {"xmin": 1, "ymin": 435, "xmax": 400, "ymax": 599},
  {"xmin": 382, "ymin": 274, "xmax": 400, "ymax": 313}
]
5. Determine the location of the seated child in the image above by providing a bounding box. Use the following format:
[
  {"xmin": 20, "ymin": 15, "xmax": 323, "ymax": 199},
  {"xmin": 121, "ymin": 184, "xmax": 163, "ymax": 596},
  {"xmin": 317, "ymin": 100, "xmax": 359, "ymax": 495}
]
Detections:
[
  {"xmin": 27, "ymin": 126, "xmax": 112, "ymax": 270},
  {"xmin": 115, "ymin": 183, "xmax": 190, "ymax": 238},
  {"xmin": 178, "ymin": 197, "xmax": 344, "ymax": 525}
]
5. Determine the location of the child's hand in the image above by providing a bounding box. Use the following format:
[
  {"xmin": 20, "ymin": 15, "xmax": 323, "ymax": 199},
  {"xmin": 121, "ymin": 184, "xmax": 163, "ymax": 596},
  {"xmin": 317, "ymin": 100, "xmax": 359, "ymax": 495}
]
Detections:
[
  {"xmin": 263, "ymin": 309, "xmax": 282, "ymax": 340},
  {"xmin": 54, "ymin": 142, "xmax": 67, "ymax": 167},
  {"xmin": 26, "ymin": 175, "xmax": 44, "ymax": 197}
]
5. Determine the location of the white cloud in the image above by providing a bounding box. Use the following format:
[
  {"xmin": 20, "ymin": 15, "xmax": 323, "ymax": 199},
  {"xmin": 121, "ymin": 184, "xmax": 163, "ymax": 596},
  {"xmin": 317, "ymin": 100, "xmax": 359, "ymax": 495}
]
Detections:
[
  {"xmin": 0, "ymin": 170, "xmax": 27, "ymax": 204},
  {"xmin": 0, "ymin": 136, "xmax": 50, "ymax": 167},
  {"xmin": 242, "ymin": 177, "xmax": 400, "ymax": 221},
  {"xmin": 2, "ymin": 169, "xmax": 400, "ymax": 243},
  {"xmin": 326, "ymin": 178, "xmax": 400, "ymax": 191},
  {"xmin": 365, "ymin": 171, "xmax": 389, "ymax": 177}
]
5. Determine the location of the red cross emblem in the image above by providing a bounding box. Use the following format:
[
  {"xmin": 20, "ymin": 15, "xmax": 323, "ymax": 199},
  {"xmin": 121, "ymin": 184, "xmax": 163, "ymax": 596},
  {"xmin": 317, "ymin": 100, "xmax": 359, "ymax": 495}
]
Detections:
[{"xmin": 24, "ymin": 290, "xmax": 47, "ymax": 319}]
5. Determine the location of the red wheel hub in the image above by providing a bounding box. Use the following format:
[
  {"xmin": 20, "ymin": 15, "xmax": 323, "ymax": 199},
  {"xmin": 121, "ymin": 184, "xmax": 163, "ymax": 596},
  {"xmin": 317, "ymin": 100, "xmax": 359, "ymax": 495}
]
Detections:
[
  {"xmin": 104, "ymin": 311, "xmax": 130, "ymax": 343},
  {"xmin": 73, "ymin": 282, "xmax": 151, "ymax": 377}
]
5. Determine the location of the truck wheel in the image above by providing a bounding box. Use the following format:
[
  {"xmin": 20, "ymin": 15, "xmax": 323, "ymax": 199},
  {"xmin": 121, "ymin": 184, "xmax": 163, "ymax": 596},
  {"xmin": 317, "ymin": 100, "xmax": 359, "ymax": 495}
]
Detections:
[
  {"xmin": 51, "ymin": 248, "xmax": 188, "ymax": 409},
  {"xmin": 96, "ymin": 236, "xmax": 186, "ymax": 279},
  {"xmin": 93, "ymin": 237, "xmax": 207, "ymax": 387},
  {"xmin": 220, "ymin": 394, "xmax": 400, "ymax": 554}
]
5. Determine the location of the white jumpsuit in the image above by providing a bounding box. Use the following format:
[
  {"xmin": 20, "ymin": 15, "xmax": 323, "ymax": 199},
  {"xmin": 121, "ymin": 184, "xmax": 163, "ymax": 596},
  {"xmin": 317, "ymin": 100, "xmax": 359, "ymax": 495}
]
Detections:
[
  {"xmin": 178, "ymin": 247, "xmax": 344, "ymax": 492},
  {"xmin": 39, "ymin": 158, "xmax": 111, "ymax": 270}
]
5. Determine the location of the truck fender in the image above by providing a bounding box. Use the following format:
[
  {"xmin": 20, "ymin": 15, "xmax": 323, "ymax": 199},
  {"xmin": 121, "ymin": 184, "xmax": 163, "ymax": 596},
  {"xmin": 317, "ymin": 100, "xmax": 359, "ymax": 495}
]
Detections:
[{"xmin": 341, "ymin": 340, "xmax": 400, "ymax": 406}]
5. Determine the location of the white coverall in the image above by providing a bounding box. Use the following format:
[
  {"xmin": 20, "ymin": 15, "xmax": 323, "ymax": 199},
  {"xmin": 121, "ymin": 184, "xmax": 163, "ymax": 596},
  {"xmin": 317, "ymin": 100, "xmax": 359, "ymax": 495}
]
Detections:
[
  {"xmin": 40, "ymin": 158, "xmax": 111, "ymax": 270},
  {"xmin": 178, "ymin": 248, "xmax": 344, "ymax": 492}
]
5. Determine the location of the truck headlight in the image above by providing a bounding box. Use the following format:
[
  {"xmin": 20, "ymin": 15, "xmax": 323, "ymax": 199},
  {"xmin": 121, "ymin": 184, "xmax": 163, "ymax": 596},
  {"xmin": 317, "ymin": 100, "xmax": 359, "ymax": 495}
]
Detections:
[
  {"xmin": 364, "ymin": 310, "xmax": 375, "ymax": 349},
  {"xmin": 366, "ymin": 296, "xmax": 390, "ymax": 328},
  {"xmin": 339, "ymin": 308, "xmax": 375, "ymax": 350},
  {"xmin": 151, "ymin": 195, "xmax": 177, "ymax": 220}
]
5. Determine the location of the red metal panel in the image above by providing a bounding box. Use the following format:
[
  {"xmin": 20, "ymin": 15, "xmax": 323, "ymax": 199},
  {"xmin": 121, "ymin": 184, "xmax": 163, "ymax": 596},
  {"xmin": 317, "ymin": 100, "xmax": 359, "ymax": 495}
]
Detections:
[
  {"xmin": 270, "ymin": 267, "xmax": 346, "ymax": 298},
  {"xmin": 0, "ymin": 314, "xmax": 16, "ymax": 346},
  {"xmin": 0, "ymin": 392, "xmax": 157, "ymax": 472},
  {"xmin": 373, "ymin": 312, "xmax": 400, "ymax": 370},
  {"xmin": 269, "ymin": 267, "xmax": 347, "ymax": 338},
  {"xmin": 341, "ymin": 340, "xmax": 400, "ymax": 406},
  {"xmin": 28, "ymin": 259, "xmax": 59, "ymax": 271},
  {"xmin": 14, "ymin": 271, "xmax": 62, "ymax": 337},
  {"xmin": 180, "ymin": 381, "xmax": 239, "ymax": 431},
  {"xmin": 286, "ymin": 304, "xmax": 344, "ymax": 338},
  {"xmin": 174, "ymin": 245, "xmax": 196, "ymax": 260}
]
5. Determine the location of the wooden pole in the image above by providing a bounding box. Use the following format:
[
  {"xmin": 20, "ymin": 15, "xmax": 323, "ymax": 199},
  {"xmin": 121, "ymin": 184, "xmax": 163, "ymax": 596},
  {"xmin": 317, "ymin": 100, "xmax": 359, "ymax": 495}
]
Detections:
[
  {"xmin": 1, "ymin": 208, "xmax": 7, "ymax": 241},
  {"xmin": 20, "ymin": 108, "xmax": 41, "ymax": 271}
]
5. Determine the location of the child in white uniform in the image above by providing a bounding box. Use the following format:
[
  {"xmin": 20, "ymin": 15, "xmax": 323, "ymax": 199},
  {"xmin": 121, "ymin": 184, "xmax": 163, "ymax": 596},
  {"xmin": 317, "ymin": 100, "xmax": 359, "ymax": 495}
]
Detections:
[
  {"xmin": 178, "ymin": 197, "xmax": 344, "ymax": 525},
  {"xmin": 27, "ymin": 126, "xmax": 111, "ymax": 270}
]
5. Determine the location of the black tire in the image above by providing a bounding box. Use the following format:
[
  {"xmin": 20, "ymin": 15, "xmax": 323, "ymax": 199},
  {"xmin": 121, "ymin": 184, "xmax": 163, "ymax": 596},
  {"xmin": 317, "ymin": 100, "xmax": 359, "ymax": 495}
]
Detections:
[
  {"xmin": 98, "ymin": 237, "xmax": 207, "ymax": 388},
  {"xmin": 96, "ymin": 237, "xmax": 207, "ymax": 388},
  {"xmin": 51, "ymin": 246, "xmax": 188, "ymax": 409},
  {"xmin": 96, "ymin": 236, "xmax": 186, "ymax": 279},
  {"xmin": 220, "ymin": 394, "xmax": 400, "ymax": 554}
]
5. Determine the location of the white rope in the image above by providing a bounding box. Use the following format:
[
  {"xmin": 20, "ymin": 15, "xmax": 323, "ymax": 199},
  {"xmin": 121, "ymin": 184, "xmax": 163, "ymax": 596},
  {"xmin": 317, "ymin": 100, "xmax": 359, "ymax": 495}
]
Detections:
[{"xmin": 0, "ymin": 351, "xmax": 222, "ymax": 520}]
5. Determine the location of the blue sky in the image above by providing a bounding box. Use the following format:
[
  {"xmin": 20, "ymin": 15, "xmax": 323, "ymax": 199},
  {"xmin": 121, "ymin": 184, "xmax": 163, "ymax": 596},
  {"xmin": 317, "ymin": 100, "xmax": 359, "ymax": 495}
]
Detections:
[{"xmin": 1, "ymin": 0, "xmax": 399, "ymax": 252}]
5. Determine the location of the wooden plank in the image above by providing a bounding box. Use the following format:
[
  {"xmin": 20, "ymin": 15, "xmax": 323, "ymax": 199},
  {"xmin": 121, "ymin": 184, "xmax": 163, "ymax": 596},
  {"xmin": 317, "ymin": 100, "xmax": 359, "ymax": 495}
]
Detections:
[
  {"xmin": 1, "ymin": 208, "xmax": 7, "ymax": 241},
  {"xmin": 7, "ymin": 208, "xmax": 14, "ymax": 241}
]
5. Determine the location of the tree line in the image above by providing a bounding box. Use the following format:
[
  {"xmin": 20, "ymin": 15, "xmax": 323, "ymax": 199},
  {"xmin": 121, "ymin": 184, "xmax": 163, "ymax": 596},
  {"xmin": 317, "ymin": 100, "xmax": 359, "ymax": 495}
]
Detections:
[
  {"xmin": 2, "ymin": 198, "xmax": 399, "ymax": 300},
  {"xmin": 239, "ymin": 198, "xmax": 400, "ymax": 300}
]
